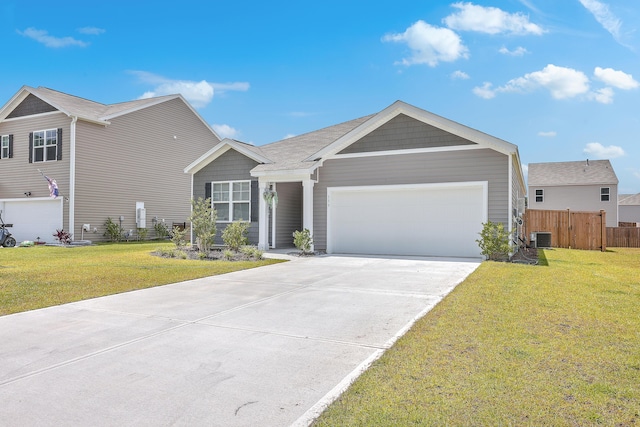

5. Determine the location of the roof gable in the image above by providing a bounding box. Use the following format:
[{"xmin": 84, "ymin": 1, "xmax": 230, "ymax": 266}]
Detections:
[
  {"xmin": 619, "ymin": 193, "xmax": 640, "ymax": 205},
  {"xmin": 184, "ymin": 138, "xmax": 271, "ymax": 175},
  {"xmin": 528, "ymin": 160, "xmax": 619, "ymax": 187},
  {"xmin": 6, "ymin": 94, "xmax": 57, "ymax": 118},
  {"xmin": 337, "ymin": 113, "xmax": 476, "ymax": 155}
]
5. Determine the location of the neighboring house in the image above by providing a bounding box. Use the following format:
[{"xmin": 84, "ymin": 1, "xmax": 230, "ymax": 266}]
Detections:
[
  {"xmin": 0, "ymin": 86, "xmax": 220, "ymax": 243},
  {"xmin": 619, "ymin": 193, "xmax": 640, "ymax": 224},
  {"xmin": 185, "ymin": 101, "xmax": 526, "ymax": 258},
  {"xmin": 527, "ymin": 160, "xmax": 619, "ymax": 227}
]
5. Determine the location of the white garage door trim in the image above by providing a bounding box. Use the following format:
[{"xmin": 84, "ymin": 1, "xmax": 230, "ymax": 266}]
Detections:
[
  {"xmin": 326, "ymin": 181, "xmax": 488, "ymax": 257},
  {"xmin": 0, "ymin": 197, "xmax": 64, "ymax": 243}
]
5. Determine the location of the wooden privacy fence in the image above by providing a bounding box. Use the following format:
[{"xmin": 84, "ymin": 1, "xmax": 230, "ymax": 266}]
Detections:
[
  {"xmin": 606, "ymin": 227, "xmax": 640, "ymax": 248},
  {"xmin": 524, "ymin": 209, "xmax": 606, "ymax": 251}
]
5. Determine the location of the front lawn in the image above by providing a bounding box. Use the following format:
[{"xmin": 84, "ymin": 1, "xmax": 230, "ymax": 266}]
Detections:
[
  {"xmin": 0, "ymin": 242, "xmax": 284, "ymax": 316},
  {"xmin": 314, "ymin": 248, "xmax": 640, "ymax": 426}
]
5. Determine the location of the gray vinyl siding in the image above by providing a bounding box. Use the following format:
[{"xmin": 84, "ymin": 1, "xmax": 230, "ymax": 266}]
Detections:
[
  {"xmin": 192, "ymin": 149, "xmax": 260, "ymax": 245},
  {"xmin": 527, "ymin": 184, "xmax": 619, "ymax": 227},
  {"xmin": 313, "ymin": 148, "xmax": 508, "ymax": 251},
  {"xmin": 274, "ymin": 182, "xmax": 302, "ymax": 248},
  {"xmin": 74, "ymin": 98, "xmax": 219, "ymax": 241},
  {"xmin": 0, "ymin": 111, "xmax": 71, "ymax": 230},
  {"xmin": 619, "ymin": 205, "xmax": 640, "ymax": 223},
  {"xmin": 338, "ymin": 114, "xmax": 475, "ymax": 154}
]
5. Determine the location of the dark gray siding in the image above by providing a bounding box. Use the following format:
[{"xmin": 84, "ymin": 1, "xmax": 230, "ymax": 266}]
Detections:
[
  {"xmin": 313, "ymin": 148, "xmax": 509, "ymax": 251},
  {"xmin": 193, "ymin": 149, "xmax": 260, "ymax": 245},
  {"xmin": 6, "ymin": 94, "xmax": 57, "ymax": 119},
  {"xmin": 338, "ymin": 114, "xmax": 475, "ymax": 154},
  {"xmin": 275, "ymin": 182, "xmax": 302, "ymax": 248}
]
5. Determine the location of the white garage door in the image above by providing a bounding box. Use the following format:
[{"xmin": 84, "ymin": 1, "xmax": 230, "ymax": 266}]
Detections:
[
  {"xmin": 327, "ymin": 182, "xmax": 487, "ymax": 258},
  {"xmin": 1, "ymin": 198, "xmax": 63, "ymax": 243}
]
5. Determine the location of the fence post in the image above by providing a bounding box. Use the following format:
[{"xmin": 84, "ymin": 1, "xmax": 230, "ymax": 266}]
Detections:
[
  {"xmin": 600, "ymin": 210, "xmax": 606, "ymax": 251},
  {"xmin": 567, "ymin": 208, "xmax": 571, "ymax": 249}
]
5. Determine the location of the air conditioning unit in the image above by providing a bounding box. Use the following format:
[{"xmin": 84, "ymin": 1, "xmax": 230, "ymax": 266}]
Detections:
[{"xmin": 530, "ymin": 231, "xmax": 552, "ymax": 248}]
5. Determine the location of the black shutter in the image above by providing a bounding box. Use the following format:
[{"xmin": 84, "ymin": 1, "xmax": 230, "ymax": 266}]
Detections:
[
  {"xmin": 8, "ymin": 134, "xmax": 13, "ymax": 158},
  {"xmin": 205, "ymin": 182, "xmax": 212, "ymax": 200},
  {"xmin": 28, "ymin": 132, "xmax": 33, "ymax": 163},
  {"xmin": 57, "ymin": 128, "xmax": 63, "ymax": 160},
  {"xmin": 250, "ymin": 180, "xmax": 259, "ymax": 222}
]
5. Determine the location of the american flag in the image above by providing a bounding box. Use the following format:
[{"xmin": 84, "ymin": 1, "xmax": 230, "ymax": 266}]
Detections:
[{"xmin": 44, "ymin": 175, "xmax": 59, "ymax": 198}]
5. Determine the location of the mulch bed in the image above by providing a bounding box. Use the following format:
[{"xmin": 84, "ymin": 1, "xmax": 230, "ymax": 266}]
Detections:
[{"xmin": 510, "ymin": 247, "xmax": 539, "ymax": 265}]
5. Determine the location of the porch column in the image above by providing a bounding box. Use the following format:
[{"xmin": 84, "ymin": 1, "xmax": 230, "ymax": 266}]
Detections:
[
  {"xmin": 302, "ymin": 178, "xmax": 314, "ymax": 251},
  {"xmin": 257, "ymin": 180, "xmax": 269, "ymax": 250}
]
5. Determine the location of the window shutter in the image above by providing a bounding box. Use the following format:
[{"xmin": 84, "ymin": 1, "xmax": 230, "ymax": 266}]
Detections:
[
  {"xmin": 205, "ymin": 182, "xmax": 212, "ymax": 200},
  {"xmin": 29, "ymin": 132, "xmax": 33, "ymax": 163},
  {"xmin": 57, "ymin": 128, "xmax": 63, "ymax": 160},
  {"xmin": 250, "ymin": 180, "xmax": 259, "ymax": 222},
  {"xmin": 8, "ymin": 134, "xmax": 13, "ymax": 158}
]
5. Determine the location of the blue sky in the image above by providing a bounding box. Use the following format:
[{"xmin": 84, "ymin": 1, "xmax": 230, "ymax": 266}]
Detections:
[{"xmin": 2, "ymin": 0, "xmax": 639, "ymax": 193}]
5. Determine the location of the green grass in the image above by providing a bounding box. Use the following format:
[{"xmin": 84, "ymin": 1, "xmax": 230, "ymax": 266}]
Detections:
[
  {"xmin": 0, "ymin": 242, "xmax": 284, "ymax": 316},
  {"xmin": 314, "ymin": 248, "xmax": 640, "ymax": 426}
]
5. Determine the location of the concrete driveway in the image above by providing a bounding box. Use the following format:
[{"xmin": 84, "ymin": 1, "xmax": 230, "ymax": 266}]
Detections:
[{"xmin": 0, "ymin": 254, "xmax": 479, "ymax": 426}]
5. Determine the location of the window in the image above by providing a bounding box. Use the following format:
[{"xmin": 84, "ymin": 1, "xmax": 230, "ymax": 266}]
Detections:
[
  {"xmin": 0, "ymin": 135, "xmax": 11, "ymax": 159},
  {"xmin": 600, "ymin": 187, "xmax": 610, "ymax": 202},
  {"xmin": 211, "ymin": 181, "xmax": 251, "ymax": 221},
  {"xmin": 535, "ymin": 189, "xmax": 544, "ymax": 203},
  {"xmin": 31, "ymin": 129, "xmax": 59, "ymax": 162}
]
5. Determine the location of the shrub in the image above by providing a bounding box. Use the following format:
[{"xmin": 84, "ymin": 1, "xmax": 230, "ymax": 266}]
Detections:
[
  {"xmin": 170, "ymin": 226, "xmax": 187, "ymax": 248},
  {"xmin": 188, "ymin": 197, "xmax": 217, "ymax": 252},
  {"xmin": 476, "ymin": 221, "xmax": 511, "ymax": 261},
  {"xmin": 53, "ymin": 229, "xmax": 72, "ymax": 245},
  {"xmin": 153, "ymin": 221, "xmax": 170, "ymax": 239},
  {"xmin": 293, "ymin": 228, "xmax": 313, "ymax": 254},
  {"xmin": 223, "ymin": 249, "xmax": 235, "ymax": 261},
  {"xmin": 137, "ymin": 227, "xmax": 148, "ymax": 241},
  {"xmin": 104, "ymin": 217, "xmax": 124, "ymax": 242},
  {"xmin": 222, "ymin": 221, "xmax": 249, "ymax": 252},
  {"xmin": 240, "ymin": 245, "xmax": 263, "ymax": 260}
]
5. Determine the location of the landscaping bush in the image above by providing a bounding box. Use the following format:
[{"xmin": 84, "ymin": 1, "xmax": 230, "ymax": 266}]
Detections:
[
  {"xmin": 153, "ymin": 221, "xmax": 170, "ymax": 239},
  {"xmin": 293, "ymin": 228, "xmax": 313, "ymax": 254},
  {"xmin": 240, "ymin": 245, "xmax": 263, "ymax": 260},
  {"xmin": 476, "ymin": 220, "xmax": 511, "ymax": 261},
  {"xmin": 104, "ymin": 217, "xmax": 124, "ymax": 242},
  {"xmin": 188, "ymin": 197, "xmax": 216, "ymax": 252},
  {"xmin": 170, "ymin": 226, "xmax": 187, "ymax": 248},
  {"xmin": 222, "ymin": 221, "xmax": 249, "ymax": 251}
]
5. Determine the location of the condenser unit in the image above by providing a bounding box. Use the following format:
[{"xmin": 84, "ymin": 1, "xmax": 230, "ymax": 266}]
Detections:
[{"xmin": 530, "ymin": 232, "xmax": 552, "ymax": 248}]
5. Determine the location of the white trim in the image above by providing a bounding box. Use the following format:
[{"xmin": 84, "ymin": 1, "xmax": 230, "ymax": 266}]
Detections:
[
  {"xmin": 326, "ymin": 181, "xmax": 488, "ymax": 254},
  {"xmin": 0, "ymin": 196, "xmax": 61, "ymax": 203},
  {"xmin": 330, "ymin": 144, "xmax": 485, "ymax": 160},
  {"xmin": 303, "ymin": 178, "xmax": 314, "ymax": 252},
  {"xmin": 250, "ymin": 170, "xmax": 314, "ymax": 180},
  {"xmin": 69, "ymin": 116, "xmax": 77, "ymax": 240},
  {"xmin": 211, "ymin": 179, "xmax": 251, "ymax": 222},
  {"xmin": 508, "ymin": 153, "xmax": 513, "ymax": 236},
  {"xmin": 2, "ymin": 110, "xmax": 65, "ymax": 123},
  {"xmin": 257, "ymin": 180, "xmax": 269, "ymax": 250},
  {"xmin": 271, "ymin": 183, "xmax": 277, "ymax": 249}
]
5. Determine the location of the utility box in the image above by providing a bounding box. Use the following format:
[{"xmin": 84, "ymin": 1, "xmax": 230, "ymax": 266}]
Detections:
[{"xmin": 136, "ymin": 202, "xmax": 146, "ymax": 228}]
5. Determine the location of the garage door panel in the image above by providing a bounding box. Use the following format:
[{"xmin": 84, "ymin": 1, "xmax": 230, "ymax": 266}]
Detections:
[
  {"xmin": 2, "ymin": 199, "xmax": 63, "ymax": 243},
  {"xmin": 328, "ymin": 184, "xmax": 485, "ymax": 258}
]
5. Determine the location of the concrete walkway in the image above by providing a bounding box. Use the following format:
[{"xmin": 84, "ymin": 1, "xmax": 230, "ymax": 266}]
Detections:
[{"xmin": 0, "ymin": 254, "xmax": 480, "ymax": 426}]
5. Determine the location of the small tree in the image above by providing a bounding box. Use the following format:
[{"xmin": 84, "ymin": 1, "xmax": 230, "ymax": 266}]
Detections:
[
  {"xmin": 188, "ymin": 197, "xmax": 217, "ymax": 252},
  {"xmin": 170, "ymin": 226, "xmax": 187, "ymax": 248},
  {"xmin": 293, "ymin": 228, "xmax": 313, "ymax": 254},
  {"xmin": 222, "ymin": 221, "xmax": 249, "ymax": 252},
  {"xmin": 104, "ymin": 217, "xmax": 123, "ymax": 242},
  {"xmin": 476, "ymin": 221, "xmax": 511, "ymax": 261}
]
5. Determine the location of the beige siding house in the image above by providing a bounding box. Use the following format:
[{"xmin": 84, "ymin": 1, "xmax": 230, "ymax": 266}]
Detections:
[
  {"xmin": 0, "ymin": 86, "xmax": 220, "ymax": 243},
  {"xmin": 527, "ymin": 160, "xmax": 619, "ymax": 227},
  {"xmin": 186, "ymin": 101, "xmax": 526, "ymax": 258}
]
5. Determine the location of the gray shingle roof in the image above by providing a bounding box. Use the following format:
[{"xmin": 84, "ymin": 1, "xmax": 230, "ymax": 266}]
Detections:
[
  {"xmin": 528, "ymin": 160, "xmax": 618, "ymax": 186},
  {"xmin": 252, "ymin": 114, "xmax": 375, "ymax": 173},
  {"xmin": 619, "ymin": 193, "xmax": 640, "ymax": 205},
  {"xmin": 29, "ymin": 87, "xmax": 177, "ymax": 122}
]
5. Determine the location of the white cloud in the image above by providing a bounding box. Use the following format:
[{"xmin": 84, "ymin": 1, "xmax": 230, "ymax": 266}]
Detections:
[
  {"xmin": 589, "ymin": 87, "xmax": 614, "ymax": 104},
  {"xmin": 443, "ymin": 2, "xmax": 545, "ymax": 35},
  {"xmin": 538, "ymin": 131, "xmax": 557, "ymax": 137},
  {"xmin": 284, "ymin": 134, "xmax": 297, "ymax": 139},
  {"xmin": 499, "ymin": 46, "xmax": 529, "ymax": 56},
  {"xmin": 130, "ymin": 71, "xmax": 249, "ymax": 108},
  {"xmin": 451, "ymin": 70, "xmax": 470, "ymax": 80},
  {"xmin": 578, "ymin": 0, "xmax": 626, "ymax": 46},
  {"xmin": 472, "ymin": 82, "xmax": 496, "ymax": 99},
  {"xmin": 584, "ymin": 142, "xmax": 625, "ymax": 158},
  {"xmin": 212, "ymin": 124, "xmax": 239, "ymax": 139},
  {"xmin": 383, "ymin": 20, "xmax": 469, "ymax": 67},
  {"xmin": 594, "ymin": 67, "xmax": 639, "ymax": 90},
  {"xmin": 18, "ymin": 27, "xmax": 88, "ymax": 48},
  {"xmin": 77, "ymin": 27, "xmax": 105, "ymax": 35},
  {"xmin": 475, "ymin": 64, "xmax": 590, "ymax": 100}
]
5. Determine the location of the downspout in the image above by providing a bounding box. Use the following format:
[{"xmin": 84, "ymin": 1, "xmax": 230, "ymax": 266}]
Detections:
[
  {"xmin": 69, "ymin": 116, "xmax": 77, "ymax": 241},
  {"xmin": 508, "ymin": 153, "xmax": 514, "ymax": 255}
]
